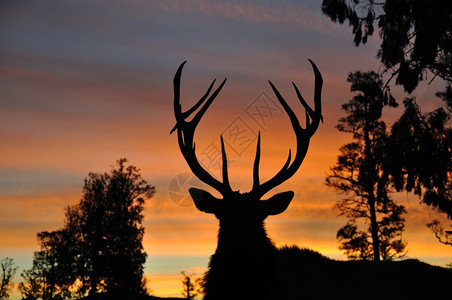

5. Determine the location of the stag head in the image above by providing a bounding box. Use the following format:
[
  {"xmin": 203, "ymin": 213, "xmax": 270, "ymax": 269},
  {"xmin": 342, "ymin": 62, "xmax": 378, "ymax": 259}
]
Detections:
[{"xmin": 171, "ymin": 60, "xmax": 322, "ymax": 223}]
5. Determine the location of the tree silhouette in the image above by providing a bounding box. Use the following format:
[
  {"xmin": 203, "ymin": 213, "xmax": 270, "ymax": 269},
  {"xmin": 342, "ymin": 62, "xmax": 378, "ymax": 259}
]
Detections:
[
  {"xmin": 19, "ymin": 159, "xmax": 155, "ymax": 299},
  {"xmin": 180, "ymin": 271, "xmax": 199, "ymax": 300},
  {"xmin": 321, "ymin": 0, "xmax": 452, "ymax": 93},
  {"xmin": 326, "ymin": 71, "xmax": 406, "ymax": 261},
  {"xmin": 0, "ymin": 257, "xmax": 17, "ymax": 300},
  {"xmin": 336, "ymin": 223, "xmax": 372, "ymax": 260},
  {"xmin": 65, "ymin": 158, "xmax": 155, "ymax": 296},
  {"xmin": 322, "ymin": 0, "xmax": 452, "ymax": 243},
  {"xmin": 18, "ymin": 230, "xmax": 77, "ymax": 300}
]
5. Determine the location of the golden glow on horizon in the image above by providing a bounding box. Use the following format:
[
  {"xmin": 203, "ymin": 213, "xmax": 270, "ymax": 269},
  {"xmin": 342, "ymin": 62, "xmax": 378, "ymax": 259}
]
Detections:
[{"xmin": 146, "ymin": 273, "xmax": 190, "ymax": 298}]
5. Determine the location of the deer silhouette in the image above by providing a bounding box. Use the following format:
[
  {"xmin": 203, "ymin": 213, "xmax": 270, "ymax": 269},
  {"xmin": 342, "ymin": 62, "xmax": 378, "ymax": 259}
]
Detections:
[{"xmin": 170, "ymin": 60, "xmax": 323, "ymax": 299}]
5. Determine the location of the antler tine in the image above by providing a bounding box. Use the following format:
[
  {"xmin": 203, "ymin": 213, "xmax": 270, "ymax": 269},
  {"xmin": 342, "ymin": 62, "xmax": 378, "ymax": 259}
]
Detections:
[
  {"xmin": 171, "ymin": 61, "xmax": 226, "ymax": 134},
  {"xmin": 308, "ymin": 59, "xmax": 323, "ymax": 123},
  {"xmin": 172, "ymin": 61, "xmax": 186, "ymax": 128},
  {"xmin": 291, "ymin": 60, "xmax": 323, "ymax": 134},
  {"xmin": 251, "ymin": 60, "xmax": 323, "ymax": 197},
  {"xmin": 184, "ymin": 79, "xmax": 217, "ymax": 119},
  {"xmin": 252, "ymin": 81, "xmax": 303, "ymax": 196},
  {"xmin": 220, "ymin": 135, "xmax": 231, "ymax": 190},
  {"xmin": 252, "ymin": 132, "xmax": 262, "ymax": 189},
  {"xmin": 171, "ymin": 61, "xmax": 232, "ymax": 195},
  {"xmin": 292, "ymin": 83, "xmax": 315, "ymax": 123},
  {"xmin": 191, "ymin": 78, "xmax": 227, "ymax": 129}
]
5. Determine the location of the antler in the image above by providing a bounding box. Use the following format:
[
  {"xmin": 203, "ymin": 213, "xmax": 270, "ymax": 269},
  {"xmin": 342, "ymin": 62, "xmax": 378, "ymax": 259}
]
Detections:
[
  {"xmin": 250, "ymin": 59, "xmax": 323, "ymax": 198},
  {"xmin": 171, "ymin": 61, "xmax": 233, "ymax": 195},
  {"xmin": 171, "ymin": 60, "xmax": 322, "ymax": 199}
]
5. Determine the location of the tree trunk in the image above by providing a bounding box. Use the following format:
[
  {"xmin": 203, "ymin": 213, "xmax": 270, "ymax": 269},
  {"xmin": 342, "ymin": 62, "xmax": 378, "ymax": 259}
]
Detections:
[
  {"xmin": 368, "ymin": 197, "xmax": 380, "ymax": 261},
  {"xmin": 363, "ymin": 108, "xmax": 380, "ymax": 262}
]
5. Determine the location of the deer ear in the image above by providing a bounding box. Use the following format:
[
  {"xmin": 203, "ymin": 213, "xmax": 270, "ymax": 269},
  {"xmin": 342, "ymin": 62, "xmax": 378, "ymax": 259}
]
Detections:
[
  {"xmin": 189, "ymin": 188, "xmax": 221, "ymax": 214},
  {"xmin": 261, "ymin": 191, "xmax": 294, "ymax": 216}
]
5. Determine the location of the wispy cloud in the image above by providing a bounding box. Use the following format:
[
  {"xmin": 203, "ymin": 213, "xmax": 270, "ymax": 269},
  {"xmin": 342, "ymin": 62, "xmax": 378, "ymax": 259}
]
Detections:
[{"xmin": 146, "ymin": 0, "xmax": 328, "ymax": 31}]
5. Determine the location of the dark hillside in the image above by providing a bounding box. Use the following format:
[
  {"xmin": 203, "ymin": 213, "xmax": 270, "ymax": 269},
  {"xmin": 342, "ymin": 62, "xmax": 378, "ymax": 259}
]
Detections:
[
  {"xmin": 278, "ymin": 246, "xmax": 452, "ymax": 299},
  {"xmin": 80, "ymin": 246, "xmax": 451, "ymax": 300}
]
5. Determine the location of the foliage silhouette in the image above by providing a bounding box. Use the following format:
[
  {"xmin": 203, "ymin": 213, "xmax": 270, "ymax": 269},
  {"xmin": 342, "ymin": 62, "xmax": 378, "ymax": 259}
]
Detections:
[
  {"xmin": 19, "ymin": 230, "xmax": 78, "ymax": 300},
  {"xmin": 19, "ymin": 159, "xmax": 155, "ymax": 299},
  {"xmin": 326, "ymin": 71, "xmax": 406, "ymax": 261},
  {"xmin": 386, "ymin": 97, "xmax": 451, "ymax": 241},
  {"xmin": 321, "ymin": 0, "xmax": 452, "ymax": 93},
  {"xmin": 321, "ymin": 1, "xmax": 452, "ymax": 230},
  {"xmin": 0, "ymin": 257, "xmax": 17, "ymax": 300},
  {"xmin": 171, "ymin": 60, "xmax": 323, "ymax": 299},
  {"xmin": 65, "ymin": 158, "xmax": 154, "ymax": 296},
  {"xmin": 180, "ymin": 272, "xmax": 200, "ymax": 300},
  {"xmin": 388, "ymin": 98, "xmax": 452, "ymax": 218},
  {"xmin": 427, "ymin": 219, "xmax": 452, "ymax": 246}
]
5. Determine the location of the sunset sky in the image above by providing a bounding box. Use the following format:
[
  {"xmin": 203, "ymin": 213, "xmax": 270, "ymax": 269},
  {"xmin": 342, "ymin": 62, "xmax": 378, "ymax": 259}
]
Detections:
[{"xmin": 1, "ymin": 0, "xmax": 450, "ymax": 298}]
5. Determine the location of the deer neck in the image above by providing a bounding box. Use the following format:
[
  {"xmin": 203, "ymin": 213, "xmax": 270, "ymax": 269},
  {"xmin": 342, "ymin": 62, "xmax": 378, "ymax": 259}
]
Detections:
[
  {"xmin": 215, "ymin": 219, "xmax": 275, "ymax": 256},
  {"xmin": 205, "ymin": 219, "xmax": 280, "ymax": 299}
]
